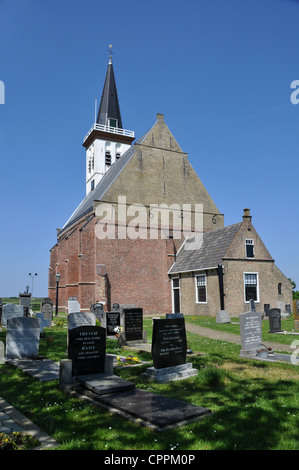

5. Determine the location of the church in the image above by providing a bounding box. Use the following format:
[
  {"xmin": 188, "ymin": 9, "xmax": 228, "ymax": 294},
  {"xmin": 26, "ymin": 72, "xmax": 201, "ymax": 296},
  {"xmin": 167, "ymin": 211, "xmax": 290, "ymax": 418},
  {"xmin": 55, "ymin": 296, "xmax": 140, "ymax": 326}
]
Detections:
[{"xmin": 48, "ymin": 55, "xmax": 293, "ymax": 316}]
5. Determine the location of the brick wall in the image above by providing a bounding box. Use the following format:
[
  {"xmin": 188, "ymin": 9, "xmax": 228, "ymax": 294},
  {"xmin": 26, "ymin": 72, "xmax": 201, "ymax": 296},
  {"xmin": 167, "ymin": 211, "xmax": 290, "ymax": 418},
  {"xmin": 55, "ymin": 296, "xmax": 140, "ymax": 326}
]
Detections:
[{"xmin": 49, "ymin": 214, "xmax": 183, "ymax": 315}]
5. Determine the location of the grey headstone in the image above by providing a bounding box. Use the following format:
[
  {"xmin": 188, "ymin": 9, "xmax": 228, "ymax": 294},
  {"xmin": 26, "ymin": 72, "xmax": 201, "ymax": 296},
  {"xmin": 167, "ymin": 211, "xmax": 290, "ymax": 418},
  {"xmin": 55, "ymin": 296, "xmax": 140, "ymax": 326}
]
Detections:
[
  {"xmin": 68, "ymin": 297, "xmax": 80, "ymax": 314},
  {"xmin": 0, "ymin": 341, "xmax": 4, "ymax": 364},
  {"xmin": 67, "ymin": 312, "xmax": 96, "ymax": 330},
  {"xmin": 36, "ymin": 312, "xmax": 51, "ymax": 332},
  {"xmin": 19, "ymin": 292, "xmax": 31, "ymax": 307},
  {"xmin": 216, "ymin": 310, "xmax": 231, "ymax": 324},
  {"xmin": 6, "ymin": 317, "xmax": 41, "ymax": 359},
  {"xmin": 2, "ymin": 304, "xmax": 24, "ymax": 327},
  {"xmin": 90, "ymin": 303, "xmax": 106, "ymax": 327},
  {"xmin": 41, "ymin": 298, "xmax": 53, "ymax": 322},
  {"xmin": 239, "ymin": 311, "xmax": 262, "ymax": 357}
]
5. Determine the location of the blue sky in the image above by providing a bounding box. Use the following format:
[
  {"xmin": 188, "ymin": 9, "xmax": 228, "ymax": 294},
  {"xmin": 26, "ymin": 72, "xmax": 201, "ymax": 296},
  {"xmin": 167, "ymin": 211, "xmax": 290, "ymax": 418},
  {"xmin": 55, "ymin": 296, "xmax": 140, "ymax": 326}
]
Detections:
[{"xmin": 0, "ymin": 0, "xmax": 298, "ymax": 297}]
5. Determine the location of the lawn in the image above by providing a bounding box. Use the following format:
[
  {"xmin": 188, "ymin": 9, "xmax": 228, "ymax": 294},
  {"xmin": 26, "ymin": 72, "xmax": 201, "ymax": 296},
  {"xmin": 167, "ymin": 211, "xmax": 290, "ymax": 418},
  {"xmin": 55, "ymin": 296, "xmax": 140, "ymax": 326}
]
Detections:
[{"xmin": 0, "ymin": 315, "xmax": 299, "ymax": 450}]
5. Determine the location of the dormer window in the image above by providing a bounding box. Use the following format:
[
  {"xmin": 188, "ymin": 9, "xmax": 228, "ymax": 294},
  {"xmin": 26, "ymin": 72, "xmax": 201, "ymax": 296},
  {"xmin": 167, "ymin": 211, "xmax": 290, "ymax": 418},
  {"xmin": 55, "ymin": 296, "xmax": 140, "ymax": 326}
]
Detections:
[{"xmin": 245, "ymin": 239, "xmax": 254, "ymax": 258}]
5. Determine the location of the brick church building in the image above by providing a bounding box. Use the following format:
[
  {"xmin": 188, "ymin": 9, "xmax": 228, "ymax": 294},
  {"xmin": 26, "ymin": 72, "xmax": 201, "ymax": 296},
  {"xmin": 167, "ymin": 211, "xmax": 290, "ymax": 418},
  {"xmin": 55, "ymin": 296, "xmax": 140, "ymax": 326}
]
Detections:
[{"xmin": 48, "ymin": 56, "xmax": 292, "ymax": 316}]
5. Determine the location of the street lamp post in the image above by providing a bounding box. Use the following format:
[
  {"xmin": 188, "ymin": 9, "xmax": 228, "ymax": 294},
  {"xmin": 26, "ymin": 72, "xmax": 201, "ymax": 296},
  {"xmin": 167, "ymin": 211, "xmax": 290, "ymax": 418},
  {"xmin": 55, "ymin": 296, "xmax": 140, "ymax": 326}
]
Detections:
[{"xmin": 55, "ymin": 273, "xmax": 61, "ymax": 317}]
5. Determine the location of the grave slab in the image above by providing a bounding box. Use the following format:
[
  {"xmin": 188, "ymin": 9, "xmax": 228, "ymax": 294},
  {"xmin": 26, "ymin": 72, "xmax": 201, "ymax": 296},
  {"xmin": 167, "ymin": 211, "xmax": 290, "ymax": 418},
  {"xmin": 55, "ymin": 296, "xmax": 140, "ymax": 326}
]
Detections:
[
  {"xmin": 5, "ymin": 358, "xmax": 60, "ymax": 381},
  {"xmin": 144, "ymin": 362, "xmax": 197, "ymax": 383},
  {"xmin": 75, "ymin": 373, "xmax": 135, "ymax": 395},
  {"xmin": 93, "ymin": 389, "xmax": 211, "ymax": 429}
]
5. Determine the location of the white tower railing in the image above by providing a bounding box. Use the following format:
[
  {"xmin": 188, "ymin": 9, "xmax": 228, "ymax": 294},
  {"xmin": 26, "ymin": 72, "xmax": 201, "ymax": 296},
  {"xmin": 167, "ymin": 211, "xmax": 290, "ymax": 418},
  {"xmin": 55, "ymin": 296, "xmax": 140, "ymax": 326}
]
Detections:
[{"xmin": 83, "ymin": 123, "xmax": 135, "ymax": 144}]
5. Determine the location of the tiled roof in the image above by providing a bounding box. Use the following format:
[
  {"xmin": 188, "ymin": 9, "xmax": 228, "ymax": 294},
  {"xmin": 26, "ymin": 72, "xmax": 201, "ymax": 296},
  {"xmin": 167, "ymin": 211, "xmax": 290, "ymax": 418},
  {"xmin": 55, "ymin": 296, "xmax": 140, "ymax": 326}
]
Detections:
[{"xmin": 168, "ymin": 222, "xmax": 243, "ymax": 274}]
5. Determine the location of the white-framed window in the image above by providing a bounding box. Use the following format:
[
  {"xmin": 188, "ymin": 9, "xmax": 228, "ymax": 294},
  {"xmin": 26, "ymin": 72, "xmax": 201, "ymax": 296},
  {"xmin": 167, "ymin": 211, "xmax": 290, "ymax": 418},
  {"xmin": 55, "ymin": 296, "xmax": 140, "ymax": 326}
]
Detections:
[
  {"xmin": 244, "ymin": 272, "xmax": 259, "ymax": 303},
  {"xmin": 245, "ymin": 239, "xmax": 254, "ymax": 258},
  {"xmin": 195, "ymin": 274, "xmax": 207, "ymax": 303}
]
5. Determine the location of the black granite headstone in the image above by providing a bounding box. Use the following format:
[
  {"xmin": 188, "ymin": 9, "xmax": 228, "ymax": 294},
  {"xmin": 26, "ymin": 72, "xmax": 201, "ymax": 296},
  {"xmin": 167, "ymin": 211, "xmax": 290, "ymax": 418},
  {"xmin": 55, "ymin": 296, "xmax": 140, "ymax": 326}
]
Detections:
[
  {"xmin": 152, "ymin": 318, "xmax": 187, "ymax": 369},
  {"xmin": 106, "ymin": 311, "xmax": 121, "ymax": 335},
  {"xmin": 123, "ymin": 308, "xmax": 143, "ymax": 341},
  {"xmin": 68, "ymin": 325, "xmax": 106, "ymax": 376},
  {"xmin": 268, "ymin": 308, "xmax": 282, "ymax": 333}
]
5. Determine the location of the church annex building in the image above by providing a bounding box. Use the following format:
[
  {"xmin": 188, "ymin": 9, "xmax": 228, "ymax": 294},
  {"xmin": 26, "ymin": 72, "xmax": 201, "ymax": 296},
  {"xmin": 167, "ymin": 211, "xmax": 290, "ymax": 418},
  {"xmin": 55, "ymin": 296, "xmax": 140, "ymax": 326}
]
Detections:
[{"xmin": 48, "ymin": 56, "xmax": 292, "ymax": 316}]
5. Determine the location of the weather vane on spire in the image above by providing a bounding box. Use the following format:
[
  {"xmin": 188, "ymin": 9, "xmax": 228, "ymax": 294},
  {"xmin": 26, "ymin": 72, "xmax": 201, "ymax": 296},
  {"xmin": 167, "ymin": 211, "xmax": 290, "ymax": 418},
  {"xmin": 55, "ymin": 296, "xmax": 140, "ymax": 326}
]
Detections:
[{"xmin": 108, "ymin": 44, "xmax": 113, "ymax": 58}]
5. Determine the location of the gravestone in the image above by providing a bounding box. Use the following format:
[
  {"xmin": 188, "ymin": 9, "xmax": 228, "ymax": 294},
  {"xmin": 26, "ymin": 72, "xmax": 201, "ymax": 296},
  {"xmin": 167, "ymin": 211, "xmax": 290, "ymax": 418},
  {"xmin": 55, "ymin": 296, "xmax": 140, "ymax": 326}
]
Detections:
[
  {"xmin": 68, "ymin": 325, "xmax": 106, "ymax": 376},
  {"xmin": 268, "ymin": 308, "xmax": 282, "ymax": 333},
  {"xmin": 68, "ymin": 297, "xmax": 80, "ymax": 314},
  {"xmin": 35, "ymin": 312, "xmax": 51, "ymax": 332},
  {"xmin": 0, "ymin": 341, "xmax": 4, "ymax": 364},
  {"xmin": 67, "ymin": 312, "xmax": 96, "ymax": 330},
  {"xmin": 294, "ymin": 300, "xmax": 299, "ymax": 330},
  {"xmin": 152, "ymin": 318, "xmax": 187, "ymax": 369},
  {"xmin": 144, "ymin": 317, "xmax": 197, "ymax": 382},
  {"xmin": 166, "ymin": 313, "xmax": 184, "ymax": 319},
  {"xmin": 106, "ymin": 311, "xmax": 121, "ymax": 336},
  {"xmin": 264, "ymin": 304, "xmax": 270, "ymax": 315},
  {"xmin": 90, "ymin": 302, "xmax": 106, "ymax": 327},
  {"xmin": 123, "ymin": 308, "xmax": 143, "ymax": 341},
  {"xmin": 6, "ymin": 317, "xmax": 41, "ymax": 359},
  {"xmin": 216, "ymin": 310, "xmax": 231, "ymax": 324},
  {"xmin": 239, "ymin": 311, "xmax": 262, "ymax": 357},
  {"xmin": 285, "ymin": 304, "xmax": 291, "ymax": 315},
  {"xmin": 2, "ymin": 304, "xmax": 24, "ymax": 327},
  {"xmin": 19, "ymin": 291, "xmax": 31, "ymax": 316},
  {"xmin": 250, "ymin": 299, "xmax": 256, "ymax": 312},
  {"xmin": 41, "ymin": 298, "xmax": 53, "ymax": 322}
]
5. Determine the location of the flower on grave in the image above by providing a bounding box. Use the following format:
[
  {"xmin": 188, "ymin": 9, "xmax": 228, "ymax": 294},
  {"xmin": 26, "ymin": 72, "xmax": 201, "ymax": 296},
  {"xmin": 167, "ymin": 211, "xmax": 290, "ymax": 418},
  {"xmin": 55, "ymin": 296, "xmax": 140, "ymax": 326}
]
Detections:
[
  {"xmin": 114, "ymin": 326, "xmax": 122, "ymax": 333},
  {"xmin": 116, "ymin": 355, "xmax": 141, "ymax": 366}
]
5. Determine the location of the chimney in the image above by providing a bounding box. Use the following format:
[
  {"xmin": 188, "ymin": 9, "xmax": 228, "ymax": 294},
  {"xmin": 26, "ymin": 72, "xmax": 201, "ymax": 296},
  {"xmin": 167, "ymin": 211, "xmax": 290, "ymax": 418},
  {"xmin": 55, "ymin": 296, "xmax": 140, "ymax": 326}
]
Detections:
[{"xmin": 243, "ymin": 208, "xmax": 252, "ymax": 221}]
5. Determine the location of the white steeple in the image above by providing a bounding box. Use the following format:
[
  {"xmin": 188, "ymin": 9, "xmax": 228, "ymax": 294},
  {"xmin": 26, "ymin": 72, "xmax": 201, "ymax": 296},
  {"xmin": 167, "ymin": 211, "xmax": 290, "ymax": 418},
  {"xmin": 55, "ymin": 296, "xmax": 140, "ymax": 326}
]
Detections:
[{"xmin": 83, "ymin": 54, "xmax": 134, "ymax": 195}]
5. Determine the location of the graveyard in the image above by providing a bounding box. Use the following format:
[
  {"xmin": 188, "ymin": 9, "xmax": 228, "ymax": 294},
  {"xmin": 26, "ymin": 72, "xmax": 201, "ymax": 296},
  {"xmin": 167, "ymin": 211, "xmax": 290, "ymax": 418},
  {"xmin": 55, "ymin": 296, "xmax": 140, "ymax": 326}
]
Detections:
[{"xmin": 1, "ymin": 299, "xmax": 299, "ymax": 450}]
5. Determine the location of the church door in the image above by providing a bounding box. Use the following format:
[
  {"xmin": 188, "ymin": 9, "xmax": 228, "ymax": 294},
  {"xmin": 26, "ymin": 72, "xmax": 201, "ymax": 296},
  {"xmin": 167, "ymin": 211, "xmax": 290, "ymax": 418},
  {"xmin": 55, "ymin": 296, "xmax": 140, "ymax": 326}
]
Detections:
[{"xmin": 172, "ymin": 277, "xmax": 180, "ymax": 313}]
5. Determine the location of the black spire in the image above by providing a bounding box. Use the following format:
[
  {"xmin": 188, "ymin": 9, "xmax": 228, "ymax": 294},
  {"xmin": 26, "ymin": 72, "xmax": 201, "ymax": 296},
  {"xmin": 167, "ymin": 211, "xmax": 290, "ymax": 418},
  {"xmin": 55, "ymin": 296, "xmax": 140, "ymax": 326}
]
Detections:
[{"xmin": 96, "ymin": 56, "xmax": 123, "ymax": 129}]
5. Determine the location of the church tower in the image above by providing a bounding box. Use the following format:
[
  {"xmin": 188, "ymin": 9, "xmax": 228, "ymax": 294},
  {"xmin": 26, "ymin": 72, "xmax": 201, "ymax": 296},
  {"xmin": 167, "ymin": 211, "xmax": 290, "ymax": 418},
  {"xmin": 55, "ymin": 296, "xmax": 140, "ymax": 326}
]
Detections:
[{"xmin": 83, "ymin": 53, "xmax": 135, "ymax": 195}]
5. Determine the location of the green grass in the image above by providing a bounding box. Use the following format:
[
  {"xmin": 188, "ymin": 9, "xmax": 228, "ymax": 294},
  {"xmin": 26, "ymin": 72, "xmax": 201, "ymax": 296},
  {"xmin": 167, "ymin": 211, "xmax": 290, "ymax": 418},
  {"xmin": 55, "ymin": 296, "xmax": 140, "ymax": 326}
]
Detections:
[
  {"xmin": 1, "ymin": 315, "xmax": 299, "ymax": 450},
  {"xmin": 185, "ymin": 314, "xmax": 298, "ymax": 346}
]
